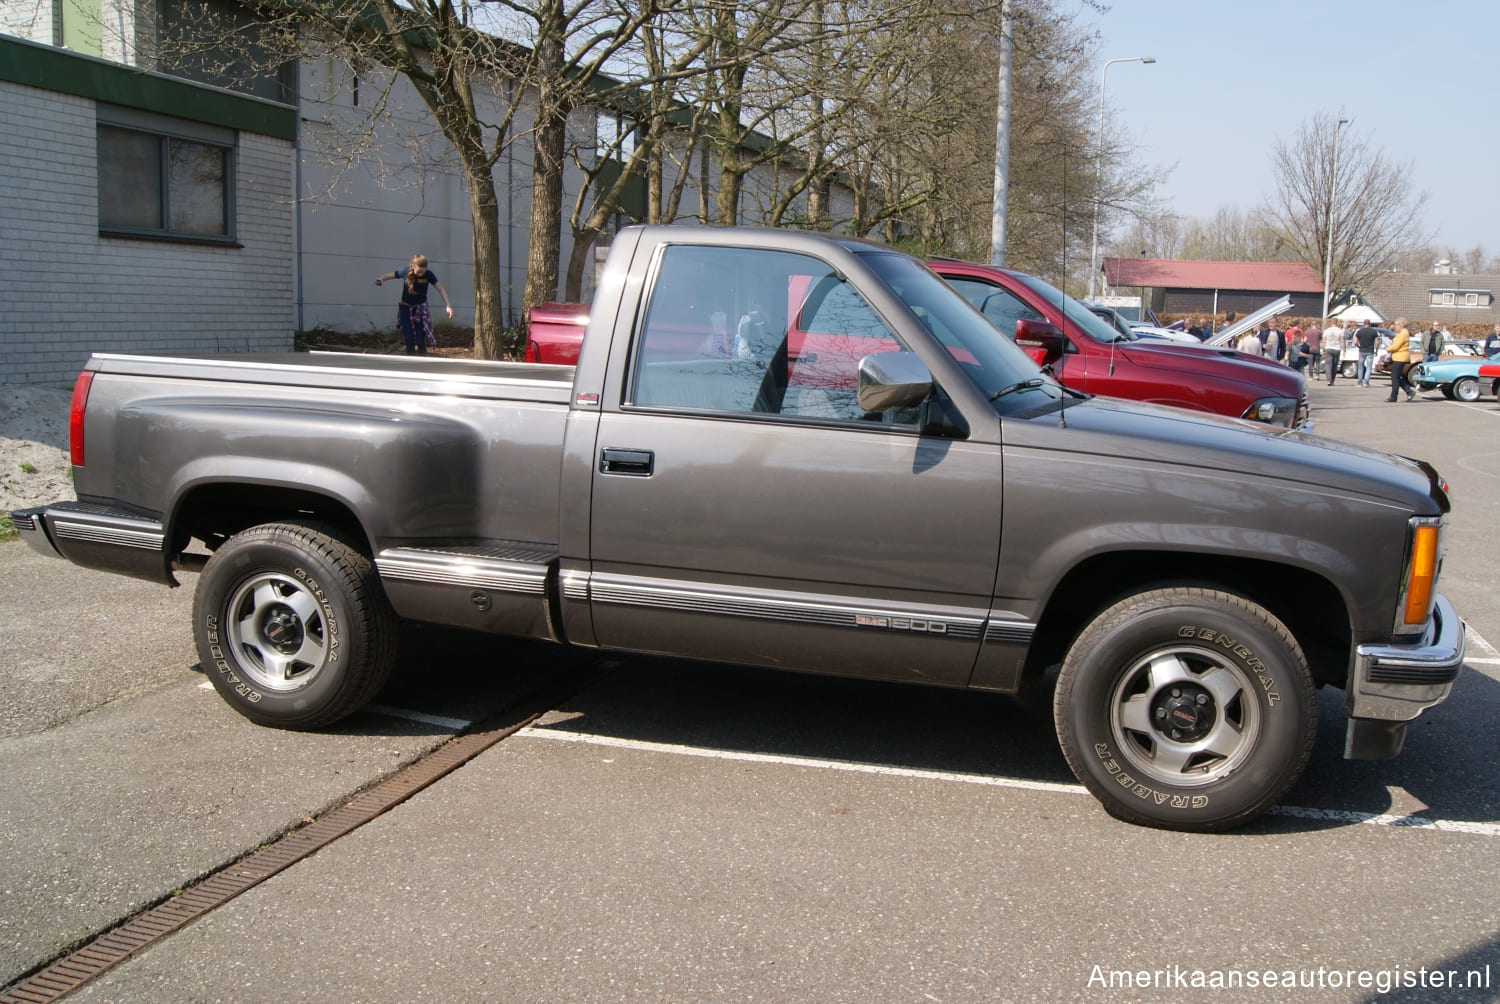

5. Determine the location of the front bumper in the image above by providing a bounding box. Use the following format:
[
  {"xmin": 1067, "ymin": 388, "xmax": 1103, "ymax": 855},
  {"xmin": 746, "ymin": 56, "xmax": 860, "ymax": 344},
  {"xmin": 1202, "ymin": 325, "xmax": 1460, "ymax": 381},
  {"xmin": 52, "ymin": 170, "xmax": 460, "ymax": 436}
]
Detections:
[{"xmin": 1344, "ymin": 594, "xmax": 1465, "ymax": 759}]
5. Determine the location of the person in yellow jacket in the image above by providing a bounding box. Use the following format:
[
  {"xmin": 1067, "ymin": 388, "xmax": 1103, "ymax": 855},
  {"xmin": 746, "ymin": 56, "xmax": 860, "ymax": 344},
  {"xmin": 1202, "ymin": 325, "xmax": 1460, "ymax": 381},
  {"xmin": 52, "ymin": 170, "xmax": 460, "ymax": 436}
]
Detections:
[{"xmin": 1386, "ymin": 318, "xmax": 1416, "ymax": 402}]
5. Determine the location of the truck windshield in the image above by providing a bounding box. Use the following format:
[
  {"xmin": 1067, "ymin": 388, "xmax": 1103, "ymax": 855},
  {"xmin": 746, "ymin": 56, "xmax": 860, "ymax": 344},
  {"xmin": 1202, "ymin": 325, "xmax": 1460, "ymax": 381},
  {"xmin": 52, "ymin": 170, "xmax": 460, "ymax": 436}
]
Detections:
[
  {"xmin": 859, "ymin": 252, "xmax": 1060, "ymax": 406},
  {"xmin": 1012, "ymin": 272, "xmax": 1134, "ymax": 344}
]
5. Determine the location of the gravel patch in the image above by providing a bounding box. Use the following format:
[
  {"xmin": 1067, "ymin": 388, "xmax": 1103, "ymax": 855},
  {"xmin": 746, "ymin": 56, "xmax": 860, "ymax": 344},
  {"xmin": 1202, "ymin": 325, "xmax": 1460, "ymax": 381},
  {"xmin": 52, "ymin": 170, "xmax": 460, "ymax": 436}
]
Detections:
[{"xmin": 1, "ymin": 385, "xmax": 74, "ymax": 513}]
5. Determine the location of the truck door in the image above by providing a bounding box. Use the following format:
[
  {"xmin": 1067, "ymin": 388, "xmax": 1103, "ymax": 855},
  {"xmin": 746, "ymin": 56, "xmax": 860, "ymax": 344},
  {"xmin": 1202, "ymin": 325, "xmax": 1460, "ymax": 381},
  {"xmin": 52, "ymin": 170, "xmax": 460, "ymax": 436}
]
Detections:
[{"xmin": 585, "ymin": 243, "xmax": 1002, "ymax": 688}]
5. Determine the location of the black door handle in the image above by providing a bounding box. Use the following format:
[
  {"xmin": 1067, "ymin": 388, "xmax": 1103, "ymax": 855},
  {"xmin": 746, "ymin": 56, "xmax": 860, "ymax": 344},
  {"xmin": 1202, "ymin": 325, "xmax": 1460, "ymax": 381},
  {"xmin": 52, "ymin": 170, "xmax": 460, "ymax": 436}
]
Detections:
[{"xmin": 600, "ymin": 447, "xmax": 654, "ymax": 476}]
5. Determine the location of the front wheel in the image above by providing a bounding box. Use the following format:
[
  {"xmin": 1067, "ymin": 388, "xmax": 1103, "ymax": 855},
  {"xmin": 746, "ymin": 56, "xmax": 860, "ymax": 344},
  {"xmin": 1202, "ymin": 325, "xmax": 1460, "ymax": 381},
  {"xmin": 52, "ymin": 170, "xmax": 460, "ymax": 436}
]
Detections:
[
  {"xmin": 1053, "ymin": 588, "xmax": 1316, "ymax": 831},
  {"xmin": 1452, "ymin": 376, "xmax": 1480, "ymax": 403},
  {"xmin": 1341, "ymin": 360, "xmax": 1357, "ymax": 378},
  {"xmin": 193, "ymin": 521, "xmax": 396, "ymax": 729}
]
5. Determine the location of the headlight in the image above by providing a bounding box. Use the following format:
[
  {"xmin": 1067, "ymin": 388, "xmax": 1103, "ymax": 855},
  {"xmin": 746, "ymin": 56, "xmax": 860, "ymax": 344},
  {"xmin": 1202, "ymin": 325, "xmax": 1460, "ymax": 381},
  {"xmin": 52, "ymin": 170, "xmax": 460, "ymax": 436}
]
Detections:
[
  {"xmin": 1394, "ymin": 516, "xmax": 1443, "ymax": 637},
  {"xmin": 1242, "ymin": 397, "xmax": 1298, "ymax": 427}
]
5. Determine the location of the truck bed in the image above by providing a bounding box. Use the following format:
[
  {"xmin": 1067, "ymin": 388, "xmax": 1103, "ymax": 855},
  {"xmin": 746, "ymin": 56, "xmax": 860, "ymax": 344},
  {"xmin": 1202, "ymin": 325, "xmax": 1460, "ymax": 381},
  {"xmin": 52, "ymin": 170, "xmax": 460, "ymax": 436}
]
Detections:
[{"xmin": 86, "ymin": 351, "xmax": 576, "ymax": 405}]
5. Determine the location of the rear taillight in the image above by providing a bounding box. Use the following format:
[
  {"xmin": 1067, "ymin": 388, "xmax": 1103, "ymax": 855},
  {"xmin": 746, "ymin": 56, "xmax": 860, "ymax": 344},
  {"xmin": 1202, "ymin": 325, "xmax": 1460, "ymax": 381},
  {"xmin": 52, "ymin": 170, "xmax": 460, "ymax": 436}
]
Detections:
[
  {"xmin": 69, "ymin": 370, "xmax": 93, "ymax": 467},
  {"xmin": 524, "ymin": 339, "xmax": 538, "ymax": 363}
]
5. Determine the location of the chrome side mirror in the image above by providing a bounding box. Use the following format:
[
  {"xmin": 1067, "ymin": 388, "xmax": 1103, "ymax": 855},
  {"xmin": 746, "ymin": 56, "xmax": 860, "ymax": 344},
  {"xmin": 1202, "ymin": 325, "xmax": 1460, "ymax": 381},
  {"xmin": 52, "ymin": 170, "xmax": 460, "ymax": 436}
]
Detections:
[{"xmin": 857, "ymin": 351, "xmax": 933, "ymax": 413}]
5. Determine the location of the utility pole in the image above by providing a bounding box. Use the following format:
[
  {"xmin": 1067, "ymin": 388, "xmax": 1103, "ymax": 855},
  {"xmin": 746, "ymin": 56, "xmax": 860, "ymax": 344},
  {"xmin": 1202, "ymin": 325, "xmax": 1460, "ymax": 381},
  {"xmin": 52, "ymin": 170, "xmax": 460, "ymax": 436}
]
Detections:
[
  {"xmin": 1320, "ymin": 117, "xmax": 1350, "ymax": 328},
  {"xmin": 990, "ymin": 0, "xmax": 1012, "ymax": 266}
]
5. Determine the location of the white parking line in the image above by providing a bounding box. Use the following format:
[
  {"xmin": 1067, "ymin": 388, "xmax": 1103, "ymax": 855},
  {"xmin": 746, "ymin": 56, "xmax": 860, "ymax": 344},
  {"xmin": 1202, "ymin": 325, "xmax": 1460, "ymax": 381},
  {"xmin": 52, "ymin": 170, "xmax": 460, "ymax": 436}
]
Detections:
[
  {"xmin": 519, "ymin": 726, "xmax": 1500, "ymax": 838},
  {"xmin": 1468, "ymin": 625, "xmax": 1499, "ymax": 657},
  {"xmin": 520, "ymin": 726, "xmax": 1085, "ymax": 795},
  {"xmin": 365, "ymin": 704, "xmax": 472, "ymax": 731}
]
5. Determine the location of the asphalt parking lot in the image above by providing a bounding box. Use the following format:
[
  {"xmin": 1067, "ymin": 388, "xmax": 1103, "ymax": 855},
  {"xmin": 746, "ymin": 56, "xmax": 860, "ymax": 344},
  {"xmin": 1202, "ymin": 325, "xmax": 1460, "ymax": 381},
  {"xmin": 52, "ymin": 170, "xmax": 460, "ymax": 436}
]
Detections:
[{"xmin": 3, "ymin": 378, "xmax": 1498, "ymax": 1002}]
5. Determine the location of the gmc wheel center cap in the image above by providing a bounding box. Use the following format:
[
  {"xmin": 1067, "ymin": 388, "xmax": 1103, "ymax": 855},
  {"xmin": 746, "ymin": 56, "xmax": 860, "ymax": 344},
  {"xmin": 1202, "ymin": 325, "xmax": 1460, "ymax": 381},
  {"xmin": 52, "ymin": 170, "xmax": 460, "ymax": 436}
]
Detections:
[{"xmin": 1153, "ymin": 685, "xmax": 1216, "ymax": 743}]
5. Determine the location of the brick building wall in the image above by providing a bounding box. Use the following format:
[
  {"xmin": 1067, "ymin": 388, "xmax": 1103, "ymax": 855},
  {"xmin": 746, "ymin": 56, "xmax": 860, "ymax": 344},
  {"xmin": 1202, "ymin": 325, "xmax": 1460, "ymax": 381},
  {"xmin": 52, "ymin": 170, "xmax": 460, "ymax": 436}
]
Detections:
[{"xmin": 0, "ymin": 43, "xmax": 295, "ymax": 387}]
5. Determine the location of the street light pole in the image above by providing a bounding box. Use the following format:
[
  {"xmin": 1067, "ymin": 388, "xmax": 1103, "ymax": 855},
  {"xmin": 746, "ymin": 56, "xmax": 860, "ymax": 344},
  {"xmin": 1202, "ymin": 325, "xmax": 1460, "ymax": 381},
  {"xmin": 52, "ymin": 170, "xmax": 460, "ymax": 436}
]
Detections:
[
  {"xmin": 1320, "ymin": 117, "xmax": 1350, "ymax": 328},
  {"xmin": 990, "ymin": 0, "xmax": 1013, "ymax": 266},
  {"xmin": 1087, "ymin": 55, "xmax": 1155, "ymax": 301}
]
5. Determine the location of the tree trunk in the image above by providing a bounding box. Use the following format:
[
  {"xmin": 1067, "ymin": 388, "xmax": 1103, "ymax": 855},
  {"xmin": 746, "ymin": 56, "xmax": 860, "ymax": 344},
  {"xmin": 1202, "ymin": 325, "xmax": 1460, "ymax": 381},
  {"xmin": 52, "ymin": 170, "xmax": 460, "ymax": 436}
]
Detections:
[
  {"xmin": 717, "ymin": 158, "xmax": 743, "ymax": 225},
  {"xmin": 466, "ymin": 167, "xmax": 506, "ymax": 359},
  {"xmin": 647, "ymin": 120, "xmax": 664, "ymax": 224},
  {"xmin": 563, "ymin": 231, "xmax": 595, "ymax": 302},
  {"xmin": 523, "ymin": 109, "xmax": 567, "ymax": 324}
]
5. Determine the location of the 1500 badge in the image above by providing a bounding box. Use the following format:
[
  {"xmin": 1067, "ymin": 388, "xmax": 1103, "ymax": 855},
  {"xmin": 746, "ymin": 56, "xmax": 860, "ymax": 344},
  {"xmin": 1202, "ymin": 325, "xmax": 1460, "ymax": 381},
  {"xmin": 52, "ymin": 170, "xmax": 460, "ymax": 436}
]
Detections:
[{"xmin": 855, "ymin": 614, "xmax": 948, "ymax": 634}]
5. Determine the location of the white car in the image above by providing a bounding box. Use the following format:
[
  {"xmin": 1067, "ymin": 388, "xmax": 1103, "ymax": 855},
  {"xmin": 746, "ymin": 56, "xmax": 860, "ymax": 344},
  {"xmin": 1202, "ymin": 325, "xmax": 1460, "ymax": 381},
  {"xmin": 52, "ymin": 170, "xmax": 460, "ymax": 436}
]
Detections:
[
  {"xmin": 1338, "ymin": 329, "xmax": 1394, "ymax": 379},
  {"xmin": 1081, "ymin": 303, "xmax": 1201, "ymax": 344}
]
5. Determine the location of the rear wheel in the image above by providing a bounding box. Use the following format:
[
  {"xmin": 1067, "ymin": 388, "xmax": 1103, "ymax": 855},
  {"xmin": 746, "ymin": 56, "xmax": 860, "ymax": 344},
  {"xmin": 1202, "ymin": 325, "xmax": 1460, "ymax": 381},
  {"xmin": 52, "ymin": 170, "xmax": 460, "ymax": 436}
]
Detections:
[
  {"xmin": 1053, "ymin": 587, "xmax": 1316, "ymax": 831},
  {"xmin": 193, "ymin": 520, "xmax": 396, "ymax": 729},
  {"xmin": 1341, "ymin": 360, "xmax": 1357, "ymax": 378},
  {"xmin": 1453, "ymin": 376, "xmax": 1480, "ymax": 402}
]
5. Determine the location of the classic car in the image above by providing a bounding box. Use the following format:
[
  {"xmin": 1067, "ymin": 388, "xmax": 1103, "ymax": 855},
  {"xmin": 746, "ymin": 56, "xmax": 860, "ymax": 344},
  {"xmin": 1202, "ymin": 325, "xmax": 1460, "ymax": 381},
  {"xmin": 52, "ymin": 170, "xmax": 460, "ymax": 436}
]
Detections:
[{"xmin": 1416, "ymin": 353, "xmax": 1500, "ymax": 401}]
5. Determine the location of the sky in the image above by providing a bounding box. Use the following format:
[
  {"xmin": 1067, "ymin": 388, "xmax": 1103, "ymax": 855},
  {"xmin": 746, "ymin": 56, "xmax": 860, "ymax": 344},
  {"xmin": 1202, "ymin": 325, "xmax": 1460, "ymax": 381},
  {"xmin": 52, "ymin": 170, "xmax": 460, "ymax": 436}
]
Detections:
[{"xmin": 1079, "ymin": 0, "xmax": 1496, "ymax": 257}]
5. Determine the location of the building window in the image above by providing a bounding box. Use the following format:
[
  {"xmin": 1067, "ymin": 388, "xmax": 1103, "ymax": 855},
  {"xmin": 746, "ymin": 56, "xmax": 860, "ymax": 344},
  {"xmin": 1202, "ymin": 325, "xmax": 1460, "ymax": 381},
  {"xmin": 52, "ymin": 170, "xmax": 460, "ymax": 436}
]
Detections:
[
  {"xmin": 596, "ymin": 111, "xmax": 636, "ymax": 162},
  {"xmin": 1428, "ymin": 288, "xmax": 1492, "ymax": 308},
  {"xmin": 96, "ymin": 109, "xmax": 236, "ymax": 243}
]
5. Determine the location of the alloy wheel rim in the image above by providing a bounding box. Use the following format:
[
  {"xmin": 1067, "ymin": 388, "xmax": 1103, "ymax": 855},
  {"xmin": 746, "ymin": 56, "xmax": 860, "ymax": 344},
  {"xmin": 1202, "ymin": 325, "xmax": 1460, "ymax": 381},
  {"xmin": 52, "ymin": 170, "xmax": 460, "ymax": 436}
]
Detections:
[
  {"xmin": 225, "ymin": 572, "xmax": 329, "ymax": 692},
  {"xmin": 1108, "ymin": 644, "xmax": 1262, "ymax": 788}
]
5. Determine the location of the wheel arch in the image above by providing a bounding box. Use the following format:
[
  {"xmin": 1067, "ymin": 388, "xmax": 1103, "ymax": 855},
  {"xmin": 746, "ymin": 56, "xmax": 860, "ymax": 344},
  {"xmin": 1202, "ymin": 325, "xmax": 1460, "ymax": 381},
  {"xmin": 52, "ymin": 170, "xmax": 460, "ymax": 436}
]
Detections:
[
  {"xmin": 1024, "ymin": 550, "xmax": 1351, "ymax": 688},
  {"xmin": 168, "ymin": 480, "xmax": 374, "ymax": 563}
]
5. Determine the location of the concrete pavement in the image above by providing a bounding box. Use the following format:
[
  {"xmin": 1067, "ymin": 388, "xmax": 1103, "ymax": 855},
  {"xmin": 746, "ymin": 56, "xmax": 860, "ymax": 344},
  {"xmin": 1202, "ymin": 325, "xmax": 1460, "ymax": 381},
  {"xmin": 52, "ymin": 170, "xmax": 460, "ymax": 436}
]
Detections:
[{"xmin": 4, "ymin": 376, "xmax": 1499, "ymax": 1001}]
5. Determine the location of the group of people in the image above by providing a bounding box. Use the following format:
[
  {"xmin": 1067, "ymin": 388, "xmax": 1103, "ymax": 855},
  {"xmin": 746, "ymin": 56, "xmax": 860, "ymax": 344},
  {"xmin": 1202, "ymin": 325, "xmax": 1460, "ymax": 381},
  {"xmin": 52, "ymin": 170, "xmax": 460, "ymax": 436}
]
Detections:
[{"xmin": 1230, "ymin": 314, "xmax": 1457, "ymax": 402}]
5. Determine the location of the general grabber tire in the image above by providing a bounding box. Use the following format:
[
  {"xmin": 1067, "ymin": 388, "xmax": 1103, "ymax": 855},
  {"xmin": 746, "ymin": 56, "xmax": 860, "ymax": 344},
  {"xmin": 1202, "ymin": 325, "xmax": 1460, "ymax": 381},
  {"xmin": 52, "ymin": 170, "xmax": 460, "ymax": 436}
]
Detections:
[
  {"xmin": 1052, "ymin": 588, "xmax": 1316, "ymax": 831},
  {"xmin": 192, "ymin": 521, "xmax": 397, "ymax": 729}
]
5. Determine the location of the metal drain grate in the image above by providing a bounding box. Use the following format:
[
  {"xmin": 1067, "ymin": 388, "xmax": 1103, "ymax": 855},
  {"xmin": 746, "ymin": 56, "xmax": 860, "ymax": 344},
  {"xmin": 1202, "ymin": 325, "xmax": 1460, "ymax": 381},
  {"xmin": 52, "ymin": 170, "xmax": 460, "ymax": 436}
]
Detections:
[{"xmin": 1, "ymin": 668, "xmax": 602, "ymax": 1003}]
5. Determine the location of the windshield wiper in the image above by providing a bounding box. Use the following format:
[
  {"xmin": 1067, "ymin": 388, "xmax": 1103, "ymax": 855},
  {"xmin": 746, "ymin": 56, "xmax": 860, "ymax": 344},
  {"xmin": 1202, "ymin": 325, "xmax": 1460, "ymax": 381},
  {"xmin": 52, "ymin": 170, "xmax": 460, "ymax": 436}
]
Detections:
[{"xmin": 990, "ymin": 377, "xmax": 1047, "ymax": 401}]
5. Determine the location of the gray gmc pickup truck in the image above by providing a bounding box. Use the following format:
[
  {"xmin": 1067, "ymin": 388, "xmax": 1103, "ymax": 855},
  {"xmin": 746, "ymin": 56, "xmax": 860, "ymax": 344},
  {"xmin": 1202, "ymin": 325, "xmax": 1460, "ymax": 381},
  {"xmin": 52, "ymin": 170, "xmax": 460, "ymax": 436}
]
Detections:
[{"xmin": 13, "ymin": 226, "xmax": 1465, "ymax": 831}]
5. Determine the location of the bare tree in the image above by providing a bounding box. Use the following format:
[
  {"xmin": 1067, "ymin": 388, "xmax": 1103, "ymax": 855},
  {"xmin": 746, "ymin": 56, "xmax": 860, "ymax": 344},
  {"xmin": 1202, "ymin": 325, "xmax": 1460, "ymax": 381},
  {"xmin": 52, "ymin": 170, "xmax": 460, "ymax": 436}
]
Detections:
[
  {"xmin": 152, "ymin": 0, "xmax": 671, "ymax": 356},
  {"xmin": 1112, "ymin": 214, "xmax": 1184, "ymax": 261},
  {"xmin": 1267, "ymin": 112, "xmax": 1431, "ymax": 294},
  {"xmin": 1168, "ymin": 206, "xmax": 1294, "ymax": 263},
  {"xmin": 152, "ymin": 1, "xmax": 540, "ymax": 357},
  {"xmin": 834, "ymin": 0, "xmax": 1151, "ymax": 291},
  {"xmin": 1397, "ymin": 243, "xmax": 1500, "ymax": 276},
  {"xmin": 130, "ymin": 0, "xmax": 1151, "ymax": 336}
]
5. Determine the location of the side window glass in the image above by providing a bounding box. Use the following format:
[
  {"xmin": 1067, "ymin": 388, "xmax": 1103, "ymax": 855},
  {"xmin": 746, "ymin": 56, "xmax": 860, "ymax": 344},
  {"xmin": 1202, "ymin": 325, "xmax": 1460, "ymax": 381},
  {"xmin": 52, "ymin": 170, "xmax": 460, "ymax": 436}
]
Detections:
[
  {"xmin": 785, "ymin": 275, "xmax": 907, "ymax": 421},
  {"xmin": 631, "ymin": 245, "xmax": 777, "ymax": 413},
  {"xmin": 630, "ymin": 245, "xmax": 914, "ymax": 425},
  {"xmin": 947, "ymin": 278, "xmax": 1042, "ymax": 340}
]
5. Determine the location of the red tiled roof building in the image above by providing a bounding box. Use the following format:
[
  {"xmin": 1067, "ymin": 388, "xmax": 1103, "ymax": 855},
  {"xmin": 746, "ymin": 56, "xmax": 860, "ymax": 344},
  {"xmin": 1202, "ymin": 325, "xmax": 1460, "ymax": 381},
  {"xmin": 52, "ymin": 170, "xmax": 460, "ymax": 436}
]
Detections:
[{"xmin": 1102, "ymin": 258, "xmax": 1325, "ymax": 318}]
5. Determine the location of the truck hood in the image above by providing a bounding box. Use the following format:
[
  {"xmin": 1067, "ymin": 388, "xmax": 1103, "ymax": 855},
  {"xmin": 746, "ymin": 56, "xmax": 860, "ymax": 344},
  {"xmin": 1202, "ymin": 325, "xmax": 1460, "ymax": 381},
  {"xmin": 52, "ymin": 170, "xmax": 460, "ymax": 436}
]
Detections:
[
  {"xmin": 1117, "ymin": 340, "xmax": 1303, "ymax": 392},
  {"xmin": 1006, "ymin": 393, "xmax": 1445, "ymax": 513}
]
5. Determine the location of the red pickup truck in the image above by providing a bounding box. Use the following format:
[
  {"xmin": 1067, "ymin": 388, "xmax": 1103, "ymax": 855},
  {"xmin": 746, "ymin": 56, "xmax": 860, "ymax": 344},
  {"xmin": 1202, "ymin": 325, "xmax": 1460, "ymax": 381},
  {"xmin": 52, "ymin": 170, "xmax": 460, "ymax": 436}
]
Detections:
[
  {"xmin": 524, "ymin": 301, "xmax": 589, "ymax": 364},
  {"xmin": 928, "ymin": 261, "xmax": 1307, "ymax": 427},
  {"xmin": 526, "ymin": 258, "xmax": 1309, "ymax": 428}
]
